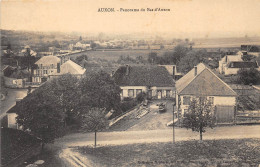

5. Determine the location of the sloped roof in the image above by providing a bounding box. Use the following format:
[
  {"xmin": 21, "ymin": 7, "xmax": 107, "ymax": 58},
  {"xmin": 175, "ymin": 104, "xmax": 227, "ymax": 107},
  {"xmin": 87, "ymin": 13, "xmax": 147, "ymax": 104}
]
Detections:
[
  {"xmin": 50, "ymin": 60, "xmax": 86, "ymax": 76},
  {"xmin": 228, "ymin": 61, "xmax": 258, "ymax": 68},
  {"xmin": 176, "ymin": 63, "xmax": 236, "ymax": 96},
  {"xmin": 227, "ymin": 55, "xmax": 242, "ymax": 62},
  {"xmin": 113, "ymin": 65, "xmax": 174, "ymax": 87},
  {"xmin": 9, "ymin": 69, "xmax": 30, "ymax": 79},
  {"xmin": 35, "ymin": 56, "xmax": 60, "ymax": 65}
]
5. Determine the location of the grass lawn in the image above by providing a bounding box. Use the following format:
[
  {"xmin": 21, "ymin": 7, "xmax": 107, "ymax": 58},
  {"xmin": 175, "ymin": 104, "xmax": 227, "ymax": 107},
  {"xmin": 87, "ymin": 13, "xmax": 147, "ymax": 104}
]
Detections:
[
  {"xmin": 76, "ymin": 139, "xmax": 260, "ymax": 167},
  {"xmin": 20, "ymin": 145, "xmax": 65, "ymax": 167}
]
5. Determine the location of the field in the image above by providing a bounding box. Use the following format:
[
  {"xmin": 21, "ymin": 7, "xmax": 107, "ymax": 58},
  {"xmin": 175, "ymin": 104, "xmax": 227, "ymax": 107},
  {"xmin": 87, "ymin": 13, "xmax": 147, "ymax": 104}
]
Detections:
[
  {"xmin": 193, "ymin": 36, "xmax": 260, "ymax": 48},
  {"xmin": 76, "ymin": 139, "xmax": 260, "ymax": 167},
  {"xmin": 68, "ymin": 49, "xmax": 172, "ymax": 62}
]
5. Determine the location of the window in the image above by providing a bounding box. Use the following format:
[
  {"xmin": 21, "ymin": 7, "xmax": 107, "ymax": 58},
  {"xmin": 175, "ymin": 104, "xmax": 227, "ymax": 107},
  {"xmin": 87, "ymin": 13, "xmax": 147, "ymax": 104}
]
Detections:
[
  {"xmin": 183, "ymin": 96, "xmax": 191, "ymax": 105},
  {"xmin": 208, "ymin": 97, "xmax": 214, "ymax": 105},
  {"xmin": 40, "ymin": 64, "xmax": 43, "ymax": 69},
  {"xmin": 43, "ymin": 70, "xmax": 48, "ymax": 74},
  {"xmin": 166, "ymin": 90, "xmax": 171, "ymax": 98},
  {"xmin": 120, "ymin": 89, "xmax": 123, "ymax": 97},
  {"xmin": 36, "ymin": 70, "xmax": 40, "ymax": 75},
  {"xmin": 136, "ymin": 89, "xmax": 142, "ymax": 95},
  {"xmin": 128, "ymin": 89, "xmax": 134, "ymax": 97},
  {"xmin": 183, "ymin": 109, "xmax": 188, "ymax": 117}
]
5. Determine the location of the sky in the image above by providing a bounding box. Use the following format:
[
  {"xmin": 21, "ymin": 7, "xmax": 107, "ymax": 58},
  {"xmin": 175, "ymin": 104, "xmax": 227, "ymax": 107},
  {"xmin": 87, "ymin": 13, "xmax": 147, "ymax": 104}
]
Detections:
[{"xmin": 1, "ymin": 0, "xmax": 260, "ymax": 38}]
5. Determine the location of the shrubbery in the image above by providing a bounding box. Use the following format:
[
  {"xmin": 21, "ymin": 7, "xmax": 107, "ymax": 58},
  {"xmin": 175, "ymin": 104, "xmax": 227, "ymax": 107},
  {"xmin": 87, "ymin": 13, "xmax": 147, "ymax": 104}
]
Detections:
[{"xmin": 120, "ymin": 97, "xmax": 138, "ymax": 113}]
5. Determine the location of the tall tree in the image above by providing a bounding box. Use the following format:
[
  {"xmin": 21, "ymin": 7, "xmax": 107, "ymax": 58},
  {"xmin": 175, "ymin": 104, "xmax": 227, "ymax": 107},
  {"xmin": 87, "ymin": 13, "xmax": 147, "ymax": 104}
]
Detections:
[
  {"xmin": 16, "ymin": 81, "xmax": 66, "ymax": 146},
  {"xmin": 78, "ymin": 70, "xmax": 121, "ymax": 113},
  {"xmin": 16, "ymin": 74, "xmax": 80, "ymax": 146},
  {"xmin": 178, "ymin": 49, "xmax": 208, "ymax": 73},
  {"xmin": 183, "ymin": 97, "xmax": 216, "ymax": 140}
]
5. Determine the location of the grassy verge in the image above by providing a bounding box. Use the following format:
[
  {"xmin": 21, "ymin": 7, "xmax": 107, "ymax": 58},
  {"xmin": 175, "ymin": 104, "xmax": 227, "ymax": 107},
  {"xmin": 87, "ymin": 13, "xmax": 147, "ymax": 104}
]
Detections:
[
  {"xmin": 20, "ymin": 144, "xmax": 65, "ymax": 167},
  {"xmin": 76, "ymin": 139, "xmax": 260, "ymax": 167}
]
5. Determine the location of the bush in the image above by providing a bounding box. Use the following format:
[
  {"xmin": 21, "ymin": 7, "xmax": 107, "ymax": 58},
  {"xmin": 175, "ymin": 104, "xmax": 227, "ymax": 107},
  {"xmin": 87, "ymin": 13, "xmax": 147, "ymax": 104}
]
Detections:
[
  {"xmin": 136, "ymin": 92, "xmax": 147, "ymax": 103},
  {"xmin": 120, "ymin": 98, "xmax": 137, "ymax": 112},
  {"xmin": 237, "ymin": 68, "xmax": 260, "ymax": 85}
]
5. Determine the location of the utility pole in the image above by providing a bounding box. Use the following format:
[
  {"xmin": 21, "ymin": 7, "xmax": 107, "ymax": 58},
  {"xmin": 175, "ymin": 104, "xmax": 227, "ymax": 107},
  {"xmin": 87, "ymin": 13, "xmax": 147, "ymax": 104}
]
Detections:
[
  {"xmin": 173, "ymin": 104, "xmax": 175, "ymax": 143},
  {"xmin": 94, "ymin": 130, "xmax": 97, "ymax": 148}
]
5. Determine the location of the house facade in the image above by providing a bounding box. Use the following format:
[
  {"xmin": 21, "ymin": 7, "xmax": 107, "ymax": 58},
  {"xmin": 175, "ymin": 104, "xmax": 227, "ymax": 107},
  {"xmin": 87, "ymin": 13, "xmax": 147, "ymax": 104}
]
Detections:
[
  {"xmin": 176, "ymin": 63, "xmax": 237, "ymax": 123},
  {"xmin": 113, "ymin": 65, "xmax": 175, "ymax": 100},
  {"xmin": 32, "ymin": 55, "xmax": 61, "ymax": 83},
  {"xmin": 49, "ymin": 60, "xmax": 86, "ymax": 79},
  {"xmin": 219, "ymin": 54, "xmax": 259, "ymax": 75}
]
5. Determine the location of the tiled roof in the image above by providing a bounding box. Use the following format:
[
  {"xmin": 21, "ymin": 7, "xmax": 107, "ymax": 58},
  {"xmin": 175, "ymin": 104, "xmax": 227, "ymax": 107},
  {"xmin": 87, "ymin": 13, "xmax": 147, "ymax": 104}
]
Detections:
[
  {"xmin": 9, "ymin": 69, "xmax": 30, "ymax": 79},
  {"xmin": 50, "ymin": 60, "xmax": 86, "ymax": 76},
  {"xmin": 228, "ymin": 61, "xmax": 258, "ymax": 68},
  {"xmin": 176, "ymin": 63, "xmax": 236, "ymax": 96},
  {"xmin": 113, "ymin": 65, "xmax": 174, "ymax": 87},
  {"xmin": 35, "ymin": 56, "xmax": 60, "ymax": 65},
  {"xmin": 227, "ymin": 55, "xmax": 242, "ymax": 62}
]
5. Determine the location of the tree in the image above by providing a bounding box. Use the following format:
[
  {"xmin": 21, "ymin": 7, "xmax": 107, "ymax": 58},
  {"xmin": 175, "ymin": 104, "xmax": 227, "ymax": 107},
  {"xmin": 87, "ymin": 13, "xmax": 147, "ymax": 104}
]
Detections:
[
  {"xmin": 178, "ymin": 49, "xmax": 208, "ymax": 73},
  {"xmin": 242, "ymin": 54, "xmax": 255, "ymax": 61},
  {"xmin": 237, "ymin": 68, "xmax": 260, "ymax": 85},
  {"xmin": 78, "ymin": 70, "xmax": 121, "ymax": 113},
  {"xmin": 183, "ymin": 97, "xmax": 216, "ymax": 140},
  {"xmin": 16, "ymin": 81, "xmax": 66, "ymax": 147},
  {"xmin": 172, "ymin": 44, "xmax": 189, "ymax": 65},
  {"xmin": 74, "ymin": 54, "xmax": 88, "ymax": 65},
  {"xmin": 16, "ymin": 74, "xmax": 80, "ymax": 147},
  {"xmin": 90, "ymin": 42, "xmax": 97, "ymax": 50},
  {"xmin": 81, "ymin": 108, "xmax": 109, "ymax": 147},
  {"xmin": 148, "ymin": 52, "xmax": 158, "ymax": 64},
  {"xmin": 49, "ymin": 74, "xmax": 81, "ymax": 125}
]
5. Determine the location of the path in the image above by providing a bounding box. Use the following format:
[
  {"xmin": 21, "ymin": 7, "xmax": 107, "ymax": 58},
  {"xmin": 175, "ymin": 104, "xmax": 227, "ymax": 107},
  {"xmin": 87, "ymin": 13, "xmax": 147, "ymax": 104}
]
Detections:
[{"xmin": 55, "ymin": 125, "xmax": 260, "ymax": 148}]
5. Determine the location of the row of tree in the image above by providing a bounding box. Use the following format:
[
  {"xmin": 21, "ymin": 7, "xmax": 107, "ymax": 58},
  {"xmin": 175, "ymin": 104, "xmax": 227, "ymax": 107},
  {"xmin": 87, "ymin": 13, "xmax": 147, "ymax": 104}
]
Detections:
[{"xmin": 148, "ymin": 44, "xmax": 217, "ymax": 73}]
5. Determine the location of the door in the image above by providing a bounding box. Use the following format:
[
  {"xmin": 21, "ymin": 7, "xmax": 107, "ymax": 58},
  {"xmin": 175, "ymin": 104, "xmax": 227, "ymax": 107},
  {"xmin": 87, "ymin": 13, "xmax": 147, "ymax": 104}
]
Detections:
[
  {"xmin": 215, "ymin": 105, "xmax": 235, "ymax": 123},
  {"xmin": 157, "ymin": 90, "xmax": 162, "ymax": 99}
]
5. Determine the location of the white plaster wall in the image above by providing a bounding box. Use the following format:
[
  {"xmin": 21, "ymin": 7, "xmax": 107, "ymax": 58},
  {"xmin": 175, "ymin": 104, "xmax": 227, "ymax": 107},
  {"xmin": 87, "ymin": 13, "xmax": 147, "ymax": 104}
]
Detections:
[
  {"xmin": 120, "ymin": 86, "xmax": 147, "ymax": 98},
  {"xmin": 225, "ymin": 68, "xmax": 239, "ymax": 75},
  {"xmin": 214, "ymin": 96, "xmax": 236, "ymax": 106},
  {"xmin": 8, "ymin": 113, "xmax": 18, "ymax": 129}
]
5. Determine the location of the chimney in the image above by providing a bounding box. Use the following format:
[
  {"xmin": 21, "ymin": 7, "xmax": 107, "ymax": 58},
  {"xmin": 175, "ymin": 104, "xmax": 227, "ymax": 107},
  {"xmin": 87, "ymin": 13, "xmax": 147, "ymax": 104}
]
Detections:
[
  {"xmin": 126, "ymin": 65, "xmax": 129, "ymax": 76},
  {"xmin": 57, "ymin": 63, "xmax": 60, "ymax": 73},
  {"xmin": 194, "ymin": 66, "xmax": 197, "ymax": 76}
]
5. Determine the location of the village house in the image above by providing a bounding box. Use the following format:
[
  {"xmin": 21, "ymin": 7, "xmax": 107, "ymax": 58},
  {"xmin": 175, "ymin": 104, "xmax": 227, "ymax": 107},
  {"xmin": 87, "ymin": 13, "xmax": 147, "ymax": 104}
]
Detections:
[
  {"xmin": 18, "ymin": 45, "xmax": 37, "ymax": 57},
  {"xmin": 2, "ymin": 65, "xmax": 31, "ymax": 88},
  {"xmin": 159, "ymin": 65, "xmax": 183, "ymax": 80},
  {"xmin": 176, "ymin": 63, "xmax": 237, "ymax": 123},
  {"xmin": 32, "ymin": 55, "xmax": 61, "ymax": 83},
  {"xmin": 49, "ymin": 59, "xmax": 86, "ymax": 79},
  {"xmin": 241, "ymin": 45, "xmax": 260, "ymax": 57},
  {"xmin": 113, "ymin": 65, "xmax": 175, "ymax": 100},
  {"xmin": 219, "ymin": 53, "xmax": 259, "ymax": 75}
]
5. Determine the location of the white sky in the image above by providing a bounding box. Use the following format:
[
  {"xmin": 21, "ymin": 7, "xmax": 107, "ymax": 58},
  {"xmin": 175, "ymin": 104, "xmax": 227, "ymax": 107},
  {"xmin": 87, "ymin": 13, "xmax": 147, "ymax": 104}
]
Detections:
[{"xmin": 1, "ymin": 0, "xmax": 260, "ymax": 38}]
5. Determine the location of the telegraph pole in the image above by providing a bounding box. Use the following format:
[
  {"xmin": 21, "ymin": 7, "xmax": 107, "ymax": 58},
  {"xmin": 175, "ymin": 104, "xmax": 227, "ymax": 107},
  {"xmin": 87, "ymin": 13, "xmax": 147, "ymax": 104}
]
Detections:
[{"xmin": 173, "ymin": 104, "xmax": 175, "ymax": 143}]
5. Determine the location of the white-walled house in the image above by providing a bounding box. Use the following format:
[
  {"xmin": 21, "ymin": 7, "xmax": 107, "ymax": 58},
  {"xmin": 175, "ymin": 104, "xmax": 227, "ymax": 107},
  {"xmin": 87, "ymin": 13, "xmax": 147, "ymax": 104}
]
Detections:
[
  {"xmin": 32, "ymin": 56, "xmax": 61, "ymax": 83},
  {"xmin": 49, "ymin": 60, "xmax": 86, "ymax": 79},
  {"xmin": 219, "ymin": 54, "xmax": 259, "ymax": 75},
  {"xmin": 176, "ymin": 63, "xmax": 237, "ymax": 123},
  {"xmin": 113, "ymin": 65, "xmax": 175, "ymax": 100}
]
